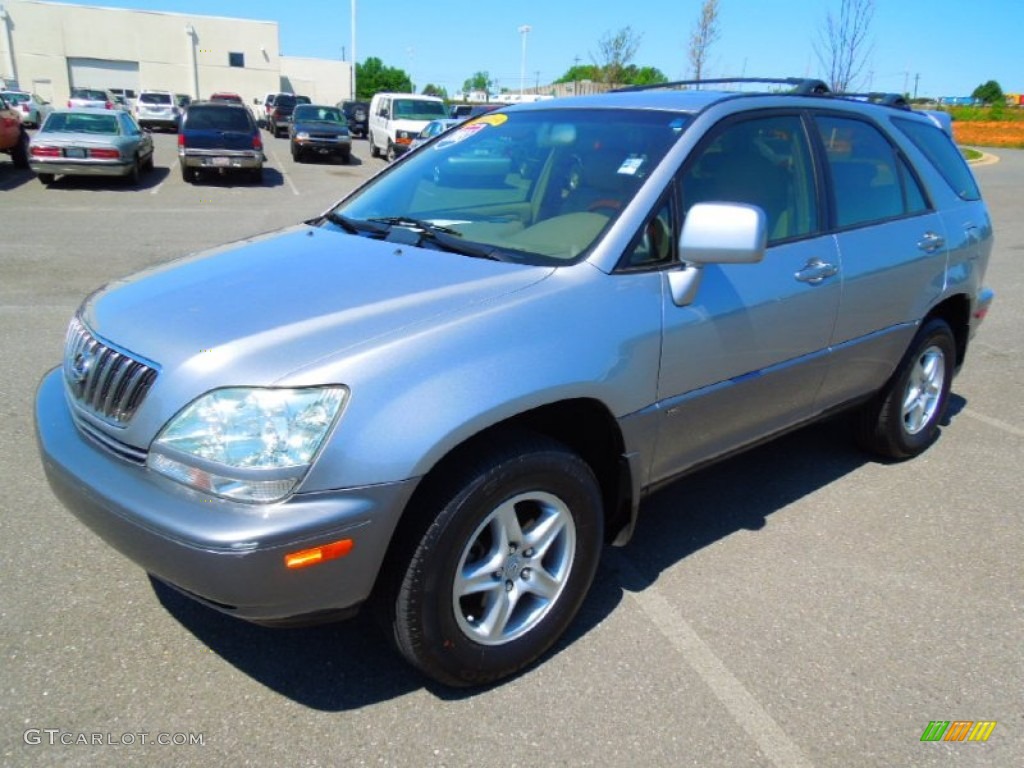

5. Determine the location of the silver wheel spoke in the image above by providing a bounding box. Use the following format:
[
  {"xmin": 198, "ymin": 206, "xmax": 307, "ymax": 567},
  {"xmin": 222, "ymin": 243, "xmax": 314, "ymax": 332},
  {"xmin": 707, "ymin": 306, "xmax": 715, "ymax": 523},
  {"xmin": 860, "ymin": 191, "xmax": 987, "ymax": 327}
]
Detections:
[
  {"xmin": 494, "ymin": 499, "xmax": 525, "ymax": 551},
  {"xmin": 902, "ymin": 346, "xmax": 945, "ymax": 435},
  {"xmin": 457, "ymin": 555, "xmax": 505, "ymax": 598},
  {"xmin": 523, "ymin": 567, "xmax": 561, "ymax": 601},
  {"xmin": 523, "ymin": 510, "xmax": 567, "ymax": 560},
  {"xmin": 478, "ymin": 587, "xmax": 517, "ymax": 642}
]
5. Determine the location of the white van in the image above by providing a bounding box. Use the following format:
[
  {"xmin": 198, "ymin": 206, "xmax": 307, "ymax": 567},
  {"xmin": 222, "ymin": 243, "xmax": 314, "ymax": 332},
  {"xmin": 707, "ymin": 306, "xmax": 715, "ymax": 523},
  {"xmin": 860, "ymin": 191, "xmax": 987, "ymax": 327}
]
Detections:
[{"xmin": 368, "ymin": 92, "xmax": 448, "ymax": 161}]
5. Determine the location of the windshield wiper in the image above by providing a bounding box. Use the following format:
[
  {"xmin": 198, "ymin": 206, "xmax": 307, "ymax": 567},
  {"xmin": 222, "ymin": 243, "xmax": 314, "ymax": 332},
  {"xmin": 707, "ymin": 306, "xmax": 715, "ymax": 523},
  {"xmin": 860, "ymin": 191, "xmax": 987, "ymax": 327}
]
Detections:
[
  {"xmin": 368, "ymin": 217, "xmax": 505, "ymax": 260},
  {"xmin": 320, "ymin": 211, "xmax": 388, "ymax": 236}
]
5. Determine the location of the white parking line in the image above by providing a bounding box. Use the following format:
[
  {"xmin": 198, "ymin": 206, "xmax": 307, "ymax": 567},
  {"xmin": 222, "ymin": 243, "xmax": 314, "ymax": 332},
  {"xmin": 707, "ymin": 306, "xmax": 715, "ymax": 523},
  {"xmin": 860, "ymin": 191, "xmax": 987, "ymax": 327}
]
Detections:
[
  {"xmin": 264, "ymin": 143, "xmax": 299, "ymax": 196},
  {"xmin": 961, "ymin": 407, "xmax": 1024, "ymax": 438},
  {"xmin": 608, "ymin": 550, "xmax": 815, "ymax": 768},
  {"xmin": 150, "ymin": 160, "xmax": 173, "ymax": 195}
]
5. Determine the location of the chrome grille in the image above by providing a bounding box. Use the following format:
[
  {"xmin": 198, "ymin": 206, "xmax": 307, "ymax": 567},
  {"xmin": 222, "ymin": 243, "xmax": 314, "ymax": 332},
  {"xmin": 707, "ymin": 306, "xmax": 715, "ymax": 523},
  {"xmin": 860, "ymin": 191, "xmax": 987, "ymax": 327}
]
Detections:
[{"xmin": 63, "ymin": 317, "xmax": 158, "ymax": 425}]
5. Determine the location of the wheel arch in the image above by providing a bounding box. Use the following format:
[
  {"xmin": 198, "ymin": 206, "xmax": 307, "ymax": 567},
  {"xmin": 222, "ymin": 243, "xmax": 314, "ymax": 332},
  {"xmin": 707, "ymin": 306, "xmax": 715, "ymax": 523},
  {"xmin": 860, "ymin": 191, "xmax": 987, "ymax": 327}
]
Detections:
[
  {"xmin": 924, "ymin": 294, "xmax": 971, "ymax": 370},
  {"xmin": 371, "ymin": 398, "xmax": 633, "ymax": 608}
]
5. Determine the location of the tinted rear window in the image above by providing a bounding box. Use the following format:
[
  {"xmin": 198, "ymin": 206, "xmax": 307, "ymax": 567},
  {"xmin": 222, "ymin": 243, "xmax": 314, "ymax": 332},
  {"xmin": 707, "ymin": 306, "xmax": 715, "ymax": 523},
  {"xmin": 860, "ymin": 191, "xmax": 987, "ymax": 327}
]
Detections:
[
  {"xmin": 275, "ymin": 95, "xmax": 297, "ymax": 107},
  {"xmin": 185, "ymin": 106, "xmax": 253, "ymax": 132},
  {"xmin": 893, "ymin": 117, "xmax": 981, "ymax": 201},
  {"xmin": 139, "ymin": 93, "xmax": 173, "ymax": 105},
  {"xmin": 72, "ymin": 89, "xmax": 108, "ymax": 100}
]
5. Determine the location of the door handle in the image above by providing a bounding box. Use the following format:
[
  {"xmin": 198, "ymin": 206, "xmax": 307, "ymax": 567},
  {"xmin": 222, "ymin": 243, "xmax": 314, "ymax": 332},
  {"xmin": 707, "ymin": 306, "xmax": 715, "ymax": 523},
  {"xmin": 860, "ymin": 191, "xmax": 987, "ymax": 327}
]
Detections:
[
  {"xmin": 794, "ymin": 258, "xmax": 838, "ymax": 285},
  {"xmin": 917, "ymin": 231, "xmax": 945, "ymax": 253}
]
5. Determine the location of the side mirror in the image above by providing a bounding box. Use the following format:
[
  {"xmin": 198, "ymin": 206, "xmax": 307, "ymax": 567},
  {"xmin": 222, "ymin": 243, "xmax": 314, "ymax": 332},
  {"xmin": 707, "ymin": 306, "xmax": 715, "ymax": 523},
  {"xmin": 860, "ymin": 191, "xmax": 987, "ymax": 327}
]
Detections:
[
  {"xmin": 668, "ymin": 202, "xmax": 767, "ymax": 307},
  {"xmin": 381, "ymin": 108, "xmax": 390, "ymax": 119}
]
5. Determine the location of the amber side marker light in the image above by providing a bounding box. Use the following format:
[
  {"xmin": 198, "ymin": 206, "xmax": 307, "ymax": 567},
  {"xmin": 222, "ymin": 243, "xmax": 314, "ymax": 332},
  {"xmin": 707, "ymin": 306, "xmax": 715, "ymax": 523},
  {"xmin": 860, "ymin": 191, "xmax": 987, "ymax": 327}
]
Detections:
[{"xmin": 285, "ymin": 539, "xmax": 354, "ymax": 569}]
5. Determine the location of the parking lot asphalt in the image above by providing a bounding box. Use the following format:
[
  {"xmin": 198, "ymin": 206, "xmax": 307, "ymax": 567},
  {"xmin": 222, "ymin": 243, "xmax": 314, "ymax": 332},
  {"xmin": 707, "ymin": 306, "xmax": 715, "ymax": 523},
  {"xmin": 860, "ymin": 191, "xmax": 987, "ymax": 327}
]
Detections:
[{"xmin": 1, "ymin": 133, "xmax": 1021, "ymax": 767}]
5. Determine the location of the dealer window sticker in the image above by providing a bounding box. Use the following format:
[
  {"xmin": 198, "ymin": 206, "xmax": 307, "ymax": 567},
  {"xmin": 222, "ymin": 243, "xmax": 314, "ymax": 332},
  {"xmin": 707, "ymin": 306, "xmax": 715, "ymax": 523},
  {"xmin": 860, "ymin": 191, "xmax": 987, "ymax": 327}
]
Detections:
[{"xmin": 435, "ymin": 122, "xmax": 487, "ymax": 150}]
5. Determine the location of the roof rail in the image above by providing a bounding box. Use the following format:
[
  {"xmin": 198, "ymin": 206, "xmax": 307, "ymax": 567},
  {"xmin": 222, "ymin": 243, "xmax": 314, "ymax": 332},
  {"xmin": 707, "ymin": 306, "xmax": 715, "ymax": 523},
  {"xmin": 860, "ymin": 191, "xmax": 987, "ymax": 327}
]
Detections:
[
  {"xmin": 830, "ymin": 91, "xmax": 912, "ymax": 110},
  {"xmin": 613, "ymin": 77, "xmax": 831, "ymax": 95}
]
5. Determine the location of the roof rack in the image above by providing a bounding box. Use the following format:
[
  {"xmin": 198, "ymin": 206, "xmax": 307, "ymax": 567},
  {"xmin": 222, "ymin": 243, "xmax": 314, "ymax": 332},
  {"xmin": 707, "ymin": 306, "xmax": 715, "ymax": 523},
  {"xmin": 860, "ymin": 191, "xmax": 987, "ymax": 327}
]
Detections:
[
  {"xmin": 613, "ymin": 77, "xmax": 831, "ymax": 95},
  {"xmin": 829, "ymin": 91, "xmax": 912, "ymax": 110}
]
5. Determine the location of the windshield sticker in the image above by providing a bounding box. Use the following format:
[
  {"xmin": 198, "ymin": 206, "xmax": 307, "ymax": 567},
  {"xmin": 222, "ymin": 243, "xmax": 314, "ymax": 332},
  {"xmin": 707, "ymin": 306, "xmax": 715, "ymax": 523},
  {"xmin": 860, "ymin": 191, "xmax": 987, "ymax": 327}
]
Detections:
[
  {"xmin": 617, "ymin": 155, "xmax": 645, "ymax": 176},
  {"xmin": 435, "ymin": 122, "xmax": 487, "ymax": 149},
  {"xmin": 470, "ymin": 113, "xmax": 508, "ymax": 127}
]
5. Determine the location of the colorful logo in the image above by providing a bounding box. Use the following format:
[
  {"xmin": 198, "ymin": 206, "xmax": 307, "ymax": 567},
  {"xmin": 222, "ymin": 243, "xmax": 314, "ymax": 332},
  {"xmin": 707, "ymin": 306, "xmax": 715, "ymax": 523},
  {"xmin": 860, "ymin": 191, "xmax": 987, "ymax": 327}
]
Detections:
[{"xmin": 920, "ymin": 721, "xmax": 997, "ymax": 742}]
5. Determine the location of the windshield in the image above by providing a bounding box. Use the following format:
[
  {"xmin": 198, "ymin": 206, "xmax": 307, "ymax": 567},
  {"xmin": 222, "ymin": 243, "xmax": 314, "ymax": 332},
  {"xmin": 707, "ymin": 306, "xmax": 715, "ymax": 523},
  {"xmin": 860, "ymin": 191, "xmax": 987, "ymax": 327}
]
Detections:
[
  {"xmin": 328, "ymin": 108, "xmax": 688, "ymax": 265},
  {"xmin": 393, "ymin": 98, "xmax": 447, "ymax": 120},
  {"xmin": 294, "ymin": 105, "xmax": 344, "ymax": 123}
]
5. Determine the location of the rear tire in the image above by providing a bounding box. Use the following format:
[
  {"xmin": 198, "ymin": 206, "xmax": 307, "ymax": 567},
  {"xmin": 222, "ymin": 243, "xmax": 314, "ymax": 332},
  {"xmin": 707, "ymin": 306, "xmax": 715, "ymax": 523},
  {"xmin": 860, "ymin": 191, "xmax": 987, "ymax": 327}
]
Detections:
[
  {"xmin": 11, "ymin": 130, "xmax": 29, "ymax": 168},
  {"xmin": 383, "ymin": 433, "xmax": 603, "ymax": 687},
  {"xmin": 855, "ymin": 318, "xmax": 956, "ymax": 459},
  {"xmin": 181, "ymin": 165, "xmax": 195, "ymax": 183},
  {"xmin": 250, "ymin": 166, "xmax": 263, "ymax": 184},
  {"xmin": 386, "ymin": 142, "xmax": 397, "ymax": 162},
  {"xmin": 38, "ymin": 173, "xmax": 55, "ymax": 185}
]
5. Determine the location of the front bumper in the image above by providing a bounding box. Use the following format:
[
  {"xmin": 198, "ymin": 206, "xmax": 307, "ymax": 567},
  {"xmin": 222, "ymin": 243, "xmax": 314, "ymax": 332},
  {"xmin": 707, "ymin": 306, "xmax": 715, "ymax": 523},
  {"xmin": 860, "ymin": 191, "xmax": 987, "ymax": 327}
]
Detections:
[
  {"xmin": 29, "ymin": 158, "xmax": 134, "ymax": 177},
  {"xmin": 293, "ymin": 136, "xmax": 351, "ymax": 155},
  {"xmin": 180, "ymin": 149, "xmax": 262, "ymax": 171},
  {"xmin": 35, "ymin": 368, "xmax": 417, "ymax": 622}
]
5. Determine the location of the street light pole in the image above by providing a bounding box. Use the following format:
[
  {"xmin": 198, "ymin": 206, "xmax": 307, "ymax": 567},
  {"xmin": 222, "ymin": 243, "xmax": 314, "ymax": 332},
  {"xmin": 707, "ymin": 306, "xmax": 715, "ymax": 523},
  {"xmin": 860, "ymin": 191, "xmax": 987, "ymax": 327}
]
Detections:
[
  {"xmin": 350, "ymin": 0, "xmax": 357, "ymax": 99},
  {"xmin": 518, "ymin": 25, "xmax": 531, "ymax": 96}
]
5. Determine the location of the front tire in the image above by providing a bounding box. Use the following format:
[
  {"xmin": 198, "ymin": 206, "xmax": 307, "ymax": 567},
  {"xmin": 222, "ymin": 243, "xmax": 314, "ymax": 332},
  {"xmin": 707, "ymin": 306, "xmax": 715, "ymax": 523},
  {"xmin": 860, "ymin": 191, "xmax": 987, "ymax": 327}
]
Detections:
[
  {"xmin": 856, "ymin": 318, "xmax": 956, "ymax": 459},
  {"xmin": 387, "ymin": 434, "xmax": 603, "ymax": 687}
]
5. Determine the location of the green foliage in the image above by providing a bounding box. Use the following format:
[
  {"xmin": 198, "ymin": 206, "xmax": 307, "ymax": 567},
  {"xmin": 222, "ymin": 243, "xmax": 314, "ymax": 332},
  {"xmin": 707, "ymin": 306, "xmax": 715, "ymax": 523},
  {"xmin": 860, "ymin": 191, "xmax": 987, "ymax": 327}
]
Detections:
[
  {"xmin": 971, "ymin": 80, "xmax": 1004, "ymax": 105},
  {"xmin": 422, "ymin": 84, "xmax": 448, "ymax": 100},
  {"xmin": 947, "ymin": 105, "xmax": 1024, "ymax": 122},
  {"xmin": 554, "ymin": 63, "xmax": 666, "ymax": 86},
  {"xmin": 463, "ymin": 71, "xmax": 493, "ymax": 94},
  {"xmin": 356, "ymin": 57, "xmax": 412, "ymax": 99},
  {"xmin": 622, "ymin": 65, "xmax": 668, "ymax": 86},
  {"xmin": 555, "ymin": 64, "xmax": 602, "ymax": 84}
]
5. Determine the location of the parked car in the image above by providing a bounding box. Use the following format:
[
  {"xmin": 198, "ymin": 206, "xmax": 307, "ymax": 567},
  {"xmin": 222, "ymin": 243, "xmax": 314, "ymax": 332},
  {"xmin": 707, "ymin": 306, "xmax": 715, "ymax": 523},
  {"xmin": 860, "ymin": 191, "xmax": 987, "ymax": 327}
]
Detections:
[
  {"xmin": 35, "ymin": 79, "xmax": 994, "ymax": 687},
  {"xmin": 0, "ymin": 93, "xmax": 30, "ymax": 167},
  {"xmin": 67, "ymin": 87, "xmax": 117, "ymax": 110},
  {"xmin": 1, "ymin": 90, "xmax": 54, "ymax": 128},
  {"xmin": 175, "ymin": 94, "xmax": 193, "ymax": 109},
  {"xmin": 28, "ymin": 108, "xmax": 154, "ymax": 185},
  {"xmin": 408, "ymin": 117, "xmax": 461, "ymax": 151},
  {"xmin": 289, "ymin": 104, "xmax": 352, "ymax": 163},
  {"xmin": 267, "ymin": 93, "xmax": 298, "ymax": 137},
  {"xmin": 449, "ymin": 103, "xmax": 501, "ymax": 120},
  {"xmin": 257, "ymin": 92, "xmax": 278, "ymax": 127},
  {"xmin": 135, "ymin": 90, "xmax": 181, "ymax": 132},
  {"xmin": 209, "ymin": 92, "xmax": 243, "ymax": 105},
  {"xmin": 338, "ymin": 99, "xmax": 369, "ymax": 138},
  {"xmin": 368, "ymin": 92, "xmax": 448, "ymax": 161},
  {"xmin": 177, "ymin": 100, "xmax": 262, "ymax": 183}
]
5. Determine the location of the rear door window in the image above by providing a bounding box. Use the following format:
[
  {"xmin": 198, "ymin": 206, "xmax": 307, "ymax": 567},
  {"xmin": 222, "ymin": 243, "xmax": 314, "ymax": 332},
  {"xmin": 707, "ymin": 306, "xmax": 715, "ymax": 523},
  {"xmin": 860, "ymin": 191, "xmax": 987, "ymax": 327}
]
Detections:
[
  {"xmin": 815, "ymin": 116, "xmax": 930, "ymax": 228},
  {"xmin": 892, "ymin": 117, "xmax": 981, "ymax": 201}
]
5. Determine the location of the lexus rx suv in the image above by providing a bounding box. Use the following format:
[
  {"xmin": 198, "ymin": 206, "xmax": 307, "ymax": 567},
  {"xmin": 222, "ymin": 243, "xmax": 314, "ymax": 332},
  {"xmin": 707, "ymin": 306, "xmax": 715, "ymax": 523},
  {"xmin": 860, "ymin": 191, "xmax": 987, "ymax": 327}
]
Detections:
[{"xmin": 36, "ymin": 78, "xmax": 994, "ymax": 687}]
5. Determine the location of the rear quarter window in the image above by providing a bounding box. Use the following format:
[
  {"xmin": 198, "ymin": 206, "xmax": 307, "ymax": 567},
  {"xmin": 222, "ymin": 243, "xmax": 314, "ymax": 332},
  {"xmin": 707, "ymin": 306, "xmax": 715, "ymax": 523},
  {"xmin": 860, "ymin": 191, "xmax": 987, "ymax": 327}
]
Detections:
[{"xmin": 892, "ymin": 117, "xmax": 981, "ymax": 201}]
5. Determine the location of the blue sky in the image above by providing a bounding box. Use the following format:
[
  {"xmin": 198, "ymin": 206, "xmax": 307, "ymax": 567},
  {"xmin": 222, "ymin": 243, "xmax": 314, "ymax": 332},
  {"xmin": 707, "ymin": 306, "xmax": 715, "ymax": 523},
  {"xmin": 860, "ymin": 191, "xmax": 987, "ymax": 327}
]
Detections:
[{"xmin": 52, "ymin": 0, "xmax": 1023, "ymax": 98}]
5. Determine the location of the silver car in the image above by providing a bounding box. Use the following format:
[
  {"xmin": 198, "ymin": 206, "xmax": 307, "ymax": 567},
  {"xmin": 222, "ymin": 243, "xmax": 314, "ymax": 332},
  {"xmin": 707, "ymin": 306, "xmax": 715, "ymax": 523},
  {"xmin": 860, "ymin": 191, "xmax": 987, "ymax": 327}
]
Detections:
[
  {"xmin": 35, "ymin": 79, "xmax": 994, "ymax": 687},
  {"xmin": 0, "ymin": 90, "xmax": 54, "ymax": 127},
  {"xmin": 29, "ymin": 108, "xmax": 154, "ymax": 184},
  {"xmin": 67, "ymin": 87, "xmax": 117, "ymax": 110}
]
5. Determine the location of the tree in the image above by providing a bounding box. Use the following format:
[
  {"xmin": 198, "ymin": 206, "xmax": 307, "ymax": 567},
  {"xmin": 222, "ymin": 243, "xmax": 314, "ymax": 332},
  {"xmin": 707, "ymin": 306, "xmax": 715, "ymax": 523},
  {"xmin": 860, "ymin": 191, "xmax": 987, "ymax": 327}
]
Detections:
[
  {"xmin": 554, "ymin": 64, "xmax": 602, "ymax": 84},
  {"xmin": 621, "ymin": 65, "xmax": 668, "ymax": 86},
  {"xmin": 815, "ymin": 0, "xmax": 874, "ymax": 92},
  {"xmin": 593, "ymin": 27, "xmax": 642, "ymax": 85},
  {"xmin": 462, "ymin": 71, "xmax": 493, "ymax": 96},
  {"xmin": 688, "ymin": 0, "xmax": 721, "ymax": 83},
  {"xmin": 356, "ymin": 57, "xmax": 412, "ymax": 99},
  {"xmin": 422, "ymin": 84, "xmax": 448, "ymax": 100},
  {"xmin": 971, "ymin": 80, "xmax": 1004, "ymax": 105}
]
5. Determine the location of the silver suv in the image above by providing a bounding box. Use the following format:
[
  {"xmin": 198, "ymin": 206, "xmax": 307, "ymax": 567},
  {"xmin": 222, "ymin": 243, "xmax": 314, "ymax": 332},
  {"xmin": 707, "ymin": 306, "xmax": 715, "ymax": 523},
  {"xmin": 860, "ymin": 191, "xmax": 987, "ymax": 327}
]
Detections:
[{"xmin": 35, "ymin": 79, "xmax": 994, "ymax": 686}]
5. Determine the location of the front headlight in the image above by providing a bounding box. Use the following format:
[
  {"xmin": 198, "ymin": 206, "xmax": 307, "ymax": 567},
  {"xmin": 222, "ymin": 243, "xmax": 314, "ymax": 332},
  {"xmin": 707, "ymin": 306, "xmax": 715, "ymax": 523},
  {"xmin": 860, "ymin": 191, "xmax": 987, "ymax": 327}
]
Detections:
[
  {"xmin": 397, "ymin": 130, "xmax": 412, "ymax": 140},
  {"xmin": 147, "ymin": 386, "xmax": 346, "ymax": 503},
  {"xmin": 295, "ymin": 131, "xmax": 310, "ymax": 141}
]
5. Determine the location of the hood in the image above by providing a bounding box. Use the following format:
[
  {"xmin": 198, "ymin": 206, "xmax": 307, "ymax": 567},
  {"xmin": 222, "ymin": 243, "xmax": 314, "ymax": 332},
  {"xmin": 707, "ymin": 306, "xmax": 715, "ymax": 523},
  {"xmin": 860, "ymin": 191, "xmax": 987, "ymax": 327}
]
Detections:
[{"xmin": 82, "ymin": 224, "xmax": 552, "ymax": 389}]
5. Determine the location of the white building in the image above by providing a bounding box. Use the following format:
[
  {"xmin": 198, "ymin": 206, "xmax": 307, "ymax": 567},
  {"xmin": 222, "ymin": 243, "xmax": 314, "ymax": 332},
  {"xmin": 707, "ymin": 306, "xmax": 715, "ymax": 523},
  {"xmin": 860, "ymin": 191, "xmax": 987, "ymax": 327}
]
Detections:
[{"xmin": 0, "ymin": 0, "xmax": 350, "ymax": 107}]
